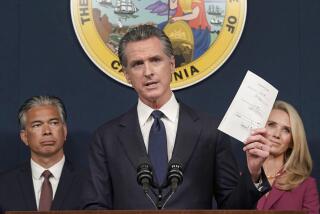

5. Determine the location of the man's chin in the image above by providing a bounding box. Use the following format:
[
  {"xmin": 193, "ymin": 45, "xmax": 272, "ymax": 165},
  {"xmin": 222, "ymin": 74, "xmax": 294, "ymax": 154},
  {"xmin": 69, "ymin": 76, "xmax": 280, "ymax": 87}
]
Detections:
[
  {"xmin": 141, "ymin": 91, "xmax": 160, "ymax": 101},
  {"xmin": 36, "ymin": 148, "xmax": 60, "ymax": 157}
]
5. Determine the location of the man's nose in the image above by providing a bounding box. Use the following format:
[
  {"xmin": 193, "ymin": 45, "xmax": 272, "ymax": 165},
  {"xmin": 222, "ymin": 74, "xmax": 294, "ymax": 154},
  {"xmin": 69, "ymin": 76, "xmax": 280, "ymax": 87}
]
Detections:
[
  {"xmin": 143, "ymin": 62, "xmax": 153, "ymax": 76},
  {"xmin": 42, "ymin": 124, "xmax": 52, "ymax": 135}
]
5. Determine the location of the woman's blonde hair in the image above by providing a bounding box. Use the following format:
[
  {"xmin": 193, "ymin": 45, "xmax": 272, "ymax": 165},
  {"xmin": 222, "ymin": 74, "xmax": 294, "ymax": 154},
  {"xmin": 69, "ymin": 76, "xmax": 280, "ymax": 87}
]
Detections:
[{"xmin": 273, "ymin": 100, "xmax": 313, "ymax": 190}]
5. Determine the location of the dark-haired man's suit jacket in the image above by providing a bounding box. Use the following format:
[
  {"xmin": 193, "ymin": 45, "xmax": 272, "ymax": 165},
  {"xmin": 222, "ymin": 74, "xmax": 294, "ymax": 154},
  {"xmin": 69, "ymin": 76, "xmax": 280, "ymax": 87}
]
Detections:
[
  {"xmin": 82, "ymin": 103, "xmax": 270, "ymax": 210},
  {"xmin": 0, "ymin": 160, "xmax": 83, "ymax": 213}
]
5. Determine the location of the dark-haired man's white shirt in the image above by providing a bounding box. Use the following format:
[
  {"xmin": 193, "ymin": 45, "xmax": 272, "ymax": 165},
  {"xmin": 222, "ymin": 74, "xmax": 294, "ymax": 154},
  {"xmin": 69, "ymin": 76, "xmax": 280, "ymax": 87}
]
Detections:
[
  {"xmin": 137, "ymin": 93, "xmax": 179, "ymax": 161},
  {"xmin": 31, "ymin": 156, "xmax": 65, "ymax": 209}
]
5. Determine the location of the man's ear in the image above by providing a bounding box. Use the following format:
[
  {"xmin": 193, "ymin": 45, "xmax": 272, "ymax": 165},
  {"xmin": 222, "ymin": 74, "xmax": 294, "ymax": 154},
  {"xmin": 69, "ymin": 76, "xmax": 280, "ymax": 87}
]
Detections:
[
  {"xmin": 170, "ymin": 56, "xmax": 175, "ymax": 74},
  {"xmin": 124, "ymin": 69, "xmax": 132, "ymax": 84},
  {"xmin": 63, "ymin": 124, "xmax": 68, "ymax": 141},
  {"xmin": 20, "ymin": 130, "xmax": 29, "ymax": 146}
]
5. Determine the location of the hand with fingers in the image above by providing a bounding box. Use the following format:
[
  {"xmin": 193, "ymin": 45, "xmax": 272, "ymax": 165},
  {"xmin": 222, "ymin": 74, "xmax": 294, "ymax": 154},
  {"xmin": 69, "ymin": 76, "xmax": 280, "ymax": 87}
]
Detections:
[{"xmin": 243, "ymin": 128, "xmax": 272, "ymax": 182}]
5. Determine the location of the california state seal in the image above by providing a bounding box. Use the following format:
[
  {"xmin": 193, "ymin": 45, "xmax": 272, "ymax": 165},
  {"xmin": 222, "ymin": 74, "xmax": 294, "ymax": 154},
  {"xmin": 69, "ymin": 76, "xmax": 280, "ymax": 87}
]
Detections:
[{"xmin": 71, "ymin": 0, "xmax": 246, "ymax": 90}]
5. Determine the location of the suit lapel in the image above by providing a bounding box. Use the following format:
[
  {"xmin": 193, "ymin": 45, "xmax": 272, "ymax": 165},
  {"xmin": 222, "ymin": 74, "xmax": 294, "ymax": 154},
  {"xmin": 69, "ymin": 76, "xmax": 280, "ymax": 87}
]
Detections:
[
  {"xmin": 118, "ymin": 106, "xmax": 149, "ymax": 169},
  {"xmin": 117, "ymin": 103, "xmax": 202, "ymax": 174},
  {"xmin": 18, "ymin": 163, "xmax": 37, "ymax": 210},
  {"xmin": 170, "ymin": 103, "xmax": 201, "ymax": 169},
  {"xmin": 263, "ymin": 187, "xmax": 286, "ymax": 209},
  {"xmin": 51, "ymin": 161, "xmax": 75, "ymax": 209}
]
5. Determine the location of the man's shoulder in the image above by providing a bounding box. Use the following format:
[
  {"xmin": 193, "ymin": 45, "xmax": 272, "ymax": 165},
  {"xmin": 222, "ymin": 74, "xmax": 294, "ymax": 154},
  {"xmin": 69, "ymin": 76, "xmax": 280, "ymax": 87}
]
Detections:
[
  {"xmin": 179, "ymin": 102, "xmax": 221, "ymax": 123},
  {"xmin": 95, "ymin": 105, "xmax": 137, "ymax": 133},
  {"xmin": 62, "ymin": 159, "xmax": 86, "ymax": 176},
  {"xmin": 60, "ymin": 159, "xmax": 86, "ymax": 188},
  {"xmin": 0, "ymin": 162, "xmax": 29, "ymax": 181}
]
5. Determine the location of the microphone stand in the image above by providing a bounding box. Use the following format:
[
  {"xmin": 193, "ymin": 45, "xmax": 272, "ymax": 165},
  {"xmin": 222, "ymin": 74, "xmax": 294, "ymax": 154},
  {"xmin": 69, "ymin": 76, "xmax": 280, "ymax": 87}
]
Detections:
[
  {"xmin": 156, "ymin": 188, "xmax": 163, "ymax": 209},
  {"xmin": 137, "ymin": 161, "xmax": 183, "ymax": 209},
  {"xmin": 160, "ymin": 188, "xmax": 174, "ymax": 209},
  {"xmin": 145, "ymin": 190, "xmax": 158, "ymax": 209},
  {"xmin": 160, "ymin": 162, "xmax": 183, "ymax": 209}
]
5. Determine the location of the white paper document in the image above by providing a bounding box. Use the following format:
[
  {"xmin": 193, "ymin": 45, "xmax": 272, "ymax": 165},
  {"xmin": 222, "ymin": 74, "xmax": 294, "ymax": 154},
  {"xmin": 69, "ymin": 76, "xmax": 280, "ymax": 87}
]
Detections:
[{"xmin": 218, "ymin": 70, "xmax": 278, "ymax": 142}]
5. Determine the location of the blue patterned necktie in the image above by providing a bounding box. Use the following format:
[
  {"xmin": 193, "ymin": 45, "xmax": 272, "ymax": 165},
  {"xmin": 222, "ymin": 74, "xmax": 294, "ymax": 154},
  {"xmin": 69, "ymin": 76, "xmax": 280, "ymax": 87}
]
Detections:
[{"xmin": 148, "ymin": 110, "xmax": 168, "ymax": 186}]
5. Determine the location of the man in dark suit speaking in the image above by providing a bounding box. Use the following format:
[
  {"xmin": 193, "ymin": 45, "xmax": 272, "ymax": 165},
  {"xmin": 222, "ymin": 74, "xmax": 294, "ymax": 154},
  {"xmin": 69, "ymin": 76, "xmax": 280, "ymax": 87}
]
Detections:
[
  {"xmin": 0, "ymin": 96, "xmax": 83, "ymax": 212},
  {"xmin": 82, "ymin": 25, "xmax": 271, "ymax": 210}
]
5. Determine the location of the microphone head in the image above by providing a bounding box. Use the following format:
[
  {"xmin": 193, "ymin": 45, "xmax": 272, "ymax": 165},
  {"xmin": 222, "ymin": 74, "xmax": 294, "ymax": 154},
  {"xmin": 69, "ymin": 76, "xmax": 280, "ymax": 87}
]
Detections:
[
  {"xmin": 137, "ymin": 162, "xmax": 153, "ymax": 186},
  {"xmin": 167, "ymin": 162, "xmax": 183, "ymax": 185}
]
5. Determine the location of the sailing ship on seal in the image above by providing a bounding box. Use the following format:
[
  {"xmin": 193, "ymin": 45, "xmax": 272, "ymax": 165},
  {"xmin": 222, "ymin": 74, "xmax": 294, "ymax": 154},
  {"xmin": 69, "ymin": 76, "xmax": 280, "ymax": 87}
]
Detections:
[{"xmin": 114, "ymin": 0, "xmax": 138, "ymax": 14}]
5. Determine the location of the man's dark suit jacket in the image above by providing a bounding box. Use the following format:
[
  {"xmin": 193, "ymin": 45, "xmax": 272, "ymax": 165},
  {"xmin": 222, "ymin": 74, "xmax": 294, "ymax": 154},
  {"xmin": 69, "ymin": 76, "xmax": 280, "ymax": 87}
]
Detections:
[
  {"xmin": 0, "ymin": 159, "xmax": 83, "ymax": 212},
  {"xmin": 82, "ymin": 103, "xmax": 270, "ymax": 210}
]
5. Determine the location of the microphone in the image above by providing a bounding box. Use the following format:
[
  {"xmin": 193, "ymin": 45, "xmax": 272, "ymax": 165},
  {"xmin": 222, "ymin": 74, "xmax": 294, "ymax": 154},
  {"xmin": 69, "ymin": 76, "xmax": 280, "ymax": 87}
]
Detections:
[
  {"xmin": 137, "ymin": 162, "xmax": 153, "ymax": 193},
  {"xmin": 137, "ymin": 160, "xmax": 158, "ymax": 209},
  {"xmin": 167, "ymin": 162, "xmax": 183, "ymax": 192},
  {"xmin": 161, "ymin": 161, "xmax": 183, "ymax": 209}
]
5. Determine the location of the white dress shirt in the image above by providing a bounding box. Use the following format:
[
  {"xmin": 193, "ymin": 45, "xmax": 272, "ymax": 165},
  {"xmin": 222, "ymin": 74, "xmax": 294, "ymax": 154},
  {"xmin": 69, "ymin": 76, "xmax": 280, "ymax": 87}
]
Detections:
[
  {"xmin": 137, "ymin": 93, "xmax": 179, "ymax": 161},
  {"xmin": 30, "ymin": 156, "xmax": 65, "ymax": 209}
]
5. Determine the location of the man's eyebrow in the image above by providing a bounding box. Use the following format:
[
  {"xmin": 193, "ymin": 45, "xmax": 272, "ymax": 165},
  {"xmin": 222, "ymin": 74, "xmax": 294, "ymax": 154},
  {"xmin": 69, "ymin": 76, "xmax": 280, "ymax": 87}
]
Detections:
[
  {"xmin": 150, "ymin": 55, "xmax": 162, "ymax": 60},
  {"xmin": 30, "ymin": 117, "xmax": 60, "ymax": 123},
  {"xmin": 129, "ymin": 59, "xmax": 144, "ymax": 66},
  {"xmin": 30, "ymin": 120, "xmax": 43, "ymax": 124}
]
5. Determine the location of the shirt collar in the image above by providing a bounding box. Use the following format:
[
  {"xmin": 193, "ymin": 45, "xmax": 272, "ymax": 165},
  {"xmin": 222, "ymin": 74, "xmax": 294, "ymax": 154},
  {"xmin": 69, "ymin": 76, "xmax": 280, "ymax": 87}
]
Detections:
[
  {"xmin": 137, "ymin": 93, "xmax": 179, "ymax": 125},
  {"xmin": 31, "ymin": 155, "xmax": 65, "ymax": 180}
]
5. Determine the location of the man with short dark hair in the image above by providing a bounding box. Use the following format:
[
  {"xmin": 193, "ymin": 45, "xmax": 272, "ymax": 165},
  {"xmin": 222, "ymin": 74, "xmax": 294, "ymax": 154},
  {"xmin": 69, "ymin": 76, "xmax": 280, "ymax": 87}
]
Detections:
[
  {"xmin": 0, "ymin": 95, "xmax": 83, "ymax": 212},
  {"xmin": 83, "ymin": 25, "xmax": 271, "ymax": 210}
]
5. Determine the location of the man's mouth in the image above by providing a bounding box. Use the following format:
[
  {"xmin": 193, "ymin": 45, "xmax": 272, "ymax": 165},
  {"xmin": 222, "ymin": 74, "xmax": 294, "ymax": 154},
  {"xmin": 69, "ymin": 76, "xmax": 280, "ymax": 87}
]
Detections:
[
  {"xmin": 145, "ymin": 81, "xmax": 158, "ymax": 87},
  {"xmin": 41, "ymin": 140, "xmax": 55, "ymax": 145}
]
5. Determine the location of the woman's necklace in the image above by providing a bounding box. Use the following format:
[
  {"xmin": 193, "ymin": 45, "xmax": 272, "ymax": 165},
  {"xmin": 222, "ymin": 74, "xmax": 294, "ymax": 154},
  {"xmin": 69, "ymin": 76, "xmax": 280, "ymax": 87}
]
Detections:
[{"xmin": 266, "ymin": 165, "xmax": 284, "ymax": 179}]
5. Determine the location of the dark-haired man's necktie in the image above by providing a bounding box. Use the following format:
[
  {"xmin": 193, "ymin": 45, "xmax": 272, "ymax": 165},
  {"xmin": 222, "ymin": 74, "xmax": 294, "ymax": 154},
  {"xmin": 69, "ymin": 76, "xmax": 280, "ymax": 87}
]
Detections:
[
  {"xmin": 148, "ymin": 110, "xmax": 168, "ymax": 185},
  {"xmin": 39, "ymin": 170, "xmax": 53, "ymax": 211}
]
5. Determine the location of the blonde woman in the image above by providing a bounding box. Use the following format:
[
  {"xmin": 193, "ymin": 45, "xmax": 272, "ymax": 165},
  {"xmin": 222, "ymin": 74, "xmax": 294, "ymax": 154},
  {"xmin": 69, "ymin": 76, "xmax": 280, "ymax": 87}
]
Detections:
[{"xmin": 257, "ymin": 100, "xmax": 319, "ymax": 213}]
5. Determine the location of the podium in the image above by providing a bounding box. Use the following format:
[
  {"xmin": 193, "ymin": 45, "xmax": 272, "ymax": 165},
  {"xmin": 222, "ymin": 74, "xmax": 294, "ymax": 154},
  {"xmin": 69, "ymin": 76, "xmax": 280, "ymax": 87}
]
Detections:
[{"xmin": 5, "ymin": 210, "xmax": 307, "ymax": 214}]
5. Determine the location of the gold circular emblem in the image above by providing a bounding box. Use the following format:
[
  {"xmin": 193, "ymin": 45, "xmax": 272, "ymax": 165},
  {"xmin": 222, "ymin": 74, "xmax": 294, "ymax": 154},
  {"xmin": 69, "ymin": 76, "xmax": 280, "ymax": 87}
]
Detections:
[{"xmin": 71, "ymin": 0, "xmax": 246, "ymax": 90}]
